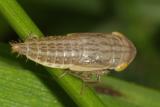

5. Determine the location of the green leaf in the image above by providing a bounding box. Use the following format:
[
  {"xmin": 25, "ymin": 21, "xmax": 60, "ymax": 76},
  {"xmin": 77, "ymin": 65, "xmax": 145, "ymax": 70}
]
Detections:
[
  {"xmin": 0, "ymin": 44, "xmax": 70, "ymax": 107},
  {"xmin": 97, "ymin": 76, "xmax": 160, "ymax": 107}
]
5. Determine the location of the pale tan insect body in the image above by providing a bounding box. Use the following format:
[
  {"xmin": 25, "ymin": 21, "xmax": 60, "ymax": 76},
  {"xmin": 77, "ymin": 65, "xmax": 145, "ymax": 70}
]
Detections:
[{"xmin": 11, "ymin": 32, "xmax": 136, "ymax": 81}]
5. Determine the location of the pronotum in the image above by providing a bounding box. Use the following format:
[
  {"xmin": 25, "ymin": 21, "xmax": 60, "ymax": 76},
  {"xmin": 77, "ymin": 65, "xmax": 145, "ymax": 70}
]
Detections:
[{"xmin": 11, "ymin": 32, "xmax": 136, "ymax": 82}]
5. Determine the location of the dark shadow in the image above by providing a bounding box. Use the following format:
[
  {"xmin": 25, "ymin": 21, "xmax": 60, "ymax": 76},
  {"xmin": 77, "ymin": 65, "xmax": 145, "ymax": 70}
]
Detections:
[{"xmin": 94, "ymin": 85, "xmax": 123, "ymax": 97}]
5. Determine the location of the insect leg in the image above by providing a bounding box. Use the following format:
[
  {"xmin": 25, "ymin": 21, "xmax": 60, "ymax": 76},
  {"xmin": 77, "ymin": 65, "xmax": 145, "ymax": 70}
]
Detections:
[
  {"xmin": 80, "ymin": 80, "xmax": 86, "ymax": 95},
  {"xmin": 25, "ymin": 32, "xmax": 39, "ymax": 42},
  {"xmin": 59, "ymin": 70, "xmax": 69, "ymax": 78},
  {"xmin": 85, "ymin": 70, "xmax": 110, "ymax": 83}
]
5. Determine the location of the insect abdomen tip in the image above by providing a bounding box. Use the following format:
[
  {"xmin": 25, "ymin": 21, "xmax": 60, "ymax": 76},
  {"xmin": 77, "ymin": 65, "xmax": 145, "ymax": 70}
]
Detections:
[{"xmin": 11, "ymin": 43, "xmax": 21, "ymax": 53}]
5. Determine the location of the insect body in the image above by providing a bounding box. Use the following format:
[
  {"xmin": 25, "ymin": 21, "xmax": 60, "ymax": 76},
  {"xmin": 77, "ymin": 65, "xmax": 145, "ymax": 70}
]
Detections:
[{"xmin": 11, "ymin": 32, "xmax": 136, "ymax": 82}]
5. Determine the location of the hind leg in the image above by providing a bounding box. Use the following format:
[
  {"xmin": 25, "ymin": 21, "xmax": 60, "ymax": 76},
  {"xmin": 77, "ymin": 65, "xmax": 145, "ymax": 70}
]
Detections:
[{"xmin": 59, "ymin": 70, "xmax": 69, "ymax": 78}]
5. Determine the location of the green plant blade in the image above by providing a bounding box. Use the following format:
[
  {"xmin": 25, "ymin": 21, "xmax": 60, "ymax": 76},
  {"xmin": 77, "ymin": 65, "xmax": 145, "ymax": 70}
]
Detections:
[
  {"xmin": 0, "ymin": 43, "xmax": 75, "ymax": 107},
  {"xmin": 97, "ymin": 76, "xmax": 160, "ymax": 107}
]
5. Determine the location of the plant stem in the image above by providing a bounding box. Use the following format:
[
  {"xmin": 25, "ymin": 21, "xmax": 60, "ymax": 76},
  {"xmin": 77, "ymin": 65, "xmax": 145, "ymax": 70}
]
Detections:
[
  {"xmin": 0, "ymin": 0, "xmax": 106, "ymax": 107},
  {"xmin": 0, "ymin": 0, "xmax": 43, "ymax": 40}
]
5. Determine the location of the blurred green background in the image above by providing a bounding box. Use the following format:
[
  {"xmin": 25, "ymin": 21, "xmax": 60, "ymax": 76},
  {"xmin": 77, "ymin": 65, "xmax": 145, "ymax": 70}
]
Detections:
[{"xmin": 0, "ymin": 0, "xmax": 160, "ymax": 91}]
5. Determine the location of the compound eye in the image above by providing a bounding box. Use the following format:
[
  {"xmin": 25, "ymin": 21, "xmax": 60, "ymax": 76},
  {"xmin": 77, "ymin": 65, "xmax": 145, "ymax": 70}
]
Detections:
[{"xmin": 115, "ymin": 63, "xmax": 129, "ymax": 72}]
